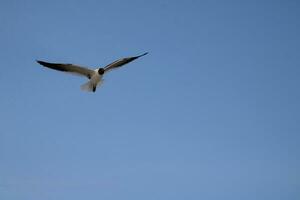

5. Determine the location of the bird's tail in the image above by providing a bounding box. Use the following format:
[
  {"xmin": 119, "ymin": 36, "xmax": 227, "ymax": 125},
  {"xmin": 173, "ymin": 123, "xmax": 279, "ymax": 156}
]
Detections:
[
  {"xmin": 80, "ymin": 80, "xmax": 103, "ymax": 92},
  {"xmin": 80, "ymin": 81, "xmax": 94, "ymax": 92}
]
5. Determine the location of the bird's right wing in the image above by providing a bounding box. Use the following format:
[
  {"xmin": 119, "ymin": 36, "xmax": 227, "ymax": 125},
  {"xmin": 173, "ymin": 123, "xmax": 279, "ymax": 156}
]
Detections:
[
  {"xmin": 37, "ymin": 60, "xmax": 95, "ymax": 79},
  {"xmin": 104, "ymin": 52, "xmax": 148, "ymax": 73}
]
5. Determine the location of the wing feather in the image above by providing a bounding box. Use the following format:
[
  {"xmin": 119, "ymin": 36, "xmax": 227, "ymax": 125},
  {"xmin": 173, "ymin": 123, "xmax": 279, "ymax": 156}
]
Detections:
[
  {"xmin": 104, "ymin": 52, "xmax": 148, "ymax": 73},
  {"xmin": 37, "ymin": 60, "xmax": 95, "ymax": 79}
]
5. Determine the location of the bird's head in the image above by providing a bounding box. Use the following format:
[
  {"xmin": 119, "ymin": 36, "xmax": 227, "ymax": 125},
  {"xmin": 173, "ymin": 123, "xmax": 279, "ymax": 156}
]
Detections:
[{"xmin": 98, "ymin": 68, "xmax": 105, "ymax": 75}]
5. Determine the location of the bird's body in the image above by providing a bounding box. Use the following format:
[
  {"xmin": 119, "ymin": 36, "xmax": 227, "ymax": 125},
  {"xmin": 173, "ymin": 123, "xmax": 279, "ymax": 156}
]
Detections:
[
  {"xmin": 82, "ymin": 70, "xmax": 103, "ymax": 92},
  {"xmin": 37, "ymin": 52, "xmax": 148, "ymax": 92}
]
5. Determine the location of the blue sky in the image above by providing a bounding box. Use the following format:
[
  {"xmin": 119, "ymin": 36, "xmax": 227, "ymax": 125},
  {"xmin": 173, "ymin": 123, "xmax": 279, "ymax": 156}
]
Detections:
[{"xmin": 0, "ymin": 0, "xmax": 299, "ymax": 199}]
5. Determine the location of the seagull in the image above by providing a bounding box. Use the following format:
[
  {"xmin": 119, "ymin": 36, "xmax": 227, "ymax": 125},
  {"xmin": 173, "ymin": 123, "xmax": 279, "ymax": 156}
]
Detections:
[{"xmin": 37, "ymin": 52, "xmax": 148, "ymax": 92}]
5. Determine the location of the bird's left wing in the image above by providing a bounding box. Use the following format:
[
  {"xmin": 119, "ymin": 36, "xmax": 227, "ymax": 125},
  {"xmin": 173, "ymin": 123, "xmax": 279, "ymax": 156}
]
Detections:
[
  {"xmin": 37, "ymin": 60, "xmax": 95, "ymax": 79},
  {"xmin": 104, "ymin": 52, "xmax": 148, "ymax": 73}
]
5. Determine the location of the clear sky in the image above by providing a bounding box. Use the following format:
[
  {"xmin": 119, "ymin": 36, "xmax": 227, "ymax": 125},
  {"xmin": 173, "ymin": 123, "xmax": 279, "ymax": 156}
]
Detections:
[{"xmin": 0, "ymin": 0, "xmax": 299, "ymax": 199}]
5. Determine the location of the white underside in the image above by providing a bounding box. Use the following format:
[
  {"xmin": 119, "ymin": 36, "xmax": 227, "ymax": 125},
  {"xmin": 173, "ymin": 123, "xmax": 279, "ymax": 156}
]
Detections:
[{"xmin": 80, "ymin": 73, "xmax": 103, "ymax": 92}]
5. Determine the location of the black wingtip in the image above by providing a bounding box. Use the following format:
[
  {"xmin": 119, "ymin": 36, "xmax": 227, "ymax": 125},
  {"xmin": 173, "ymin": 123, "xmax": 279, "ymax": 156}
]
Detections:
[
  {"xmin": 36, "ymin": 60, "xmax": 44, "ymax": 65},
  {"xmin": 137, "ymin": 52, "xmax": 149, "ymax": 57},
  {"xmin": 36, "ymin": 60, "xmax": 52, "ymax": 68}
]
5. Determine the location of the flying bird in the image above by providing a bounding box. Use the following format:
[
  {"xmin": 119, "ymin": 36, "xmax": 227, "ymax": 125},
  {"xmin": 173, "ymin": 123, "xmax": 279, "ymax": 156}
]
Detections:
[{"xmin": 37, "ymin": 52, "xmax": 148, "ymax": 92}]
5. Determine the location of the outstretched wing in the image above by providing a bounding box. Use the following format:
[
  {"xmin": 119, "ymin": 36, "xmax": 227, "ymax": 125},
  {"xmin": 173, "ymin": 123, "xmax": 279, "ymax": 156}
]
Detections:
[
  {"xmin": 104, "ymin": 52, "xmax": 148, "ymax": 73},
  {"xmin": 37, "ymin": 60, "xmax": 95, "ymax": 79}
]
